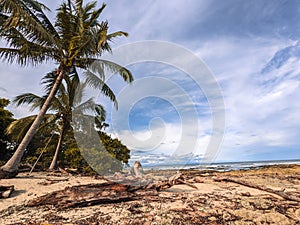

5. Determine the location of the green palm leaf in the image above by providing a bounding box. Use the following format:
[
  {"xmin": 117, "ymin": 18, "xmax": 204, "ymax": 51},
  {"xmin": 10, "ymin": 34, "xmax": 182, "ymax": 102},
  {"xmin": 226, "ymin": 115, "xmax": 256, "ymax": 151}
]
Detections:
[
  {"xmin": 6, "ymin": 114, "xmax": 57, "ymax": 142},
  {"xmin": 0, "ymin": 0, "xmax": 59, "ymax": 48},
  {"xmin": 13, "ymin": 93, "xmax": 44, "ymax": 111}
]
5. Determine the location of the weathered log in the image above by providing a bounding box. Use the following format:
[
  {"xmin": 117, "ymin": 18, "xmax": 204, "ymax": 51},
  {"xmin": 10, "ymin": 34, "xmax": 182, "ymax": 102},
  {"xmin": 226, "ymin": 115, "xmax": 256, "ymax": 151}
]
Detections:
[
  {"xmin": 27, "ymin": 173, "xmax": 198, "ymax": 209},
  {"xmin": 0, "ymin": 185, "xmax": 14, "ymax": 198},
  {"xmin": 213, "ymin": 176, "xmax": 300, "ymax": 202},
  {"xmin": 27, "ymin": 182, "xmax": 145, "ymax": 209}
]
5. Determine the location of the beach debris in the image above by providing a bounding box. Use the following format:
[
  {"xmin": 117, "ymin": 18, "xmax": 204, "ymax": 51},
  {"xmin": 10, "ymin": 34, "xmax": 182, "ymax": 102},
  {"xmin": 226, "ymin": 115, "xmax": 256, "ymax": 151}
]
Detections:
[
  {"xmin": 26, "ymin": 182, "xmax": 153, "ymax": 209},
  {"xmin": 26, "ymin": 173, "xmax": 197, "ymax": 209},
  {"xmin": 213, "ymin": 176, "xmax": 300, "ymax": 202},
  {"xmin": 0, "ymin": 185, "xmax": 14, "ymax": 198},
  {"xmin": 145, "ymin": 173, "xmax": 198, "ymax": 190},
  {"xmin": 46, "ymin": 167, "xmax": 78, "ymax": 177},
  {"xmin": 1, "ymin": 165, "xmax": 300, "ymax": 225},
  {"xmin": 63, "ymin": 168, "xmax": 79, "ymax": 174}
]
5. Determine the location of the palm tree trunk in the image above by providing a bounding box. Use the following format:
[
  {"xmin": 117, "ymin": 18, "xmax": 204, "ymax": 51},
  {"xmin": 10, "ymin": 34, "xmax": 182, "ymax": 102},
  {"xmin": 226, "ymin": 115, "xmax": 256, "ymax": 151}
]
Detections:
[
  {"xmin": 48, "ymin": 121, "xmax": 66, "ymax": 171},
  {"xmin": 0, "ymin": 70, "xmax": 65, "ymax": 178}
]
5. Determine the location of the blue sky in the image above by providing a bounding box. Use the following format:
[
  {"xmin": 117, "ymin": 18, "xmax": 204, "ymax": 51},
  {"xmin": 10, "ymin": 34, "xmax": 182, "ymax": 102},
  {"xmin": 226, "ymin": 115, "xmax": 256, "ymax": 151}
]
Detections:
[{"xmin": 1, "ymin": 0, "xmax": 300, "ymax": 165}]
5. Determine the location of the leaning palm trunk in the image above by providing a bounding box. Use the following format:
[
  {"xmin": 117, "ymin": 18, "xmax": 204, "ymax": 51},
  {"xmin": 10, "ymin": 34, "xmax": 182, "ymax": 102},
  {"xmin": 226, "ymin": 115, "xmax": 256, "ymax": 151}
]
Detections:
[
  {"xmin": 0, "ymin": 71, "xmax": 65, "ymax": 178},
  {"xmin": 48, "ymin": 121, "xmax": 67, "ymax": 171}
]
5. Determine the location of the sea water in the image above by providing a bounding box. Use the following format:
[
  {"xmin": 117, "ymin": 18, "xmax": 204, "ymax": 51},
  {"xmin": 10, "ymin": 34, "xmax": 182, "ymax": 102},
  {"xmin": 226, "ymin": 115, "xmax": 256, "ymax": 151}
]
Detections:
[{"xmin": 141, "ymin": 159, "xmax": 300, "ymax": 172}]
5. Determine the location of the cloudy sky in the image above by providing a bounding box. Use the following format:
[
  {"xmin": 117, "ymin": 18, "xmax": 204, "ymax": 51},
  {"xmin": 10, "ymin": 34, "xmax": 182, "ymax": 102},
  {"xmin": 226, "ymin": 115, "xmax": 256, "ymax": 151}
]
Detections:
[{"xmin": 1, "ymin": 0, "xmax": 300, "ymax": 165}]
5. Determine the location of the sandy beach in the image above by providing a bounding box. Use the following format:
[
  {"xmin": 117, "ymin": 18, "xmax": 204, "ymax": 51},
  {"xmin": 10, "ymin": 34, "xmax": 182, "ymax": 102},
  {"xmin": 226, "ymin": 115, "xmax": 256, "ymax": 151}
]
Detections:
[{"xmin": 0, "ymin": 164, "xmax": 300, "ymax": 224}]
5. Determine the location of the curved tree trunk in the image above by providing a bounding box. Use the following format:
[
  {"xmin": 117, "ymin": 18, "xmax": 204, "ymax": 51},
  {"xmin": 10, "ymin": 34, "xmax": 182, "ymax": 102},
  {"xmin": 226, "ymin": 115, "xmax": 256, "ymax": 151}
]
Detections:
[
  {"xmin": 0, "ymin": 71, "xmax": 65, "ymax": 178},
  {"xmin": 48, "ymin": 121, "xmax": 66, "ymax": 171}
]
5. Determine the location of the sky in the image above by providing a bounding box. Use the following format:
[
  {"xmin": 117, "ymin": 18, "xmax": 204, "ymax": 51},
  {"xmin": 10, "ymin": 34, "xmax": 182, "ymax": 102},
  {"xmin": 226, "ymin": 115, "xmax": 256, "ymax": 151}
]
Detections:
[{"xmin": 1, "ymin": 0, "xmax": 300, "ymax": 166}]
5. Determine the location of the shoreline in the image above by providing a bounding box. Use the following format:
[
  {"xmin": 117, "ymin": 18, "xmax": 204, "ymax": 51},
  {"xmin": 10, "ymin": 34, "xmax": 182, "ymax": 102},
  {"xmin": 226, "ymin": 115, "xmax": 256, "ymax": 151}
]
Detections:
[
  {"xmin": 141, "ymin": 159, "xmax": 300, "ymax": 172},
  {"xmin": 1, "ymin": 163, "xmax": 300, "ymax": 224}
]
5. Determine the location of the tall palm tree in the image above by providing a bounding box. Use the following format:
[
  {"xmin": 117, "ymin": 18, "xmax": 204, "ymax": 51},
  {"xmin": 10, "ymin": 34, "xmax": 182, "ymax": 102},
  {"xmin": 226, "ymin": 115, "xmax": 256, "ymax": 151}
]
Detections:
[
  {"xmin": 7, "ymin": 70, "xmax": 107, "ymax": 170},
  {"xmin": 0, "ymin": 0, "xmax": 133, "ymax": 178}
]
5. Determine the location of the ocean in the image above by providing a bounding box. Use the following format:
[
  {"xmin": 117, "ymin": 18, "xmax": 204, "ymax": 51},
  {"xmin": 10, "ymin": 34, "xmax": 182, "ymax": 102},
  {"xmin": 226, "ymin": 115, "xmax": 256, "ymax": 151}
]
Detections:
[{"xmin": 141, "ymin": 159, "xmax": 300, "ymax": 172}]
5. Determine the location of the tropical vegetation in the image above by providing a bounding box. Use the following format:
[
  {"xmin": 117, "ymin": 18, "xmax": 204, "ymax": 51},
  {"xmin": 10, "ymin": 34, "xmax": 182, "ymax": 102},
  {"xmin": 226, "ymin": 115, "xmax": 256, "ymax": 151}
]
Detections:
[
  {"xmin": 6, "ymin": 71, "xmax": 130, "ymax": 173},
  {"xmin": 0, "ymin": 98, "xmax": 15, "ymax": 163},
  {"xmin": 0, "ymin": 0, "xmax": 133, "ymax": 178}
]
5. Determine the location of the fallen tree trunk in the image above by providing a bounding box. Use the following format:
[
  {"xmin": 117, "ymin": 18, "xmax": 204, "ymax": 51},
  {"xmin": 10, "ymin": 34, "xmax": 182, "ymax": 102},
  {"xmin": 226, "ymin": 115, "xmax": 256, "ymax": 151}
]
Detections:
[
  {"xmin": 27, "ymin": 182, "xmax": 136, "ymax": 209},
  {"xmin": 0, "ymin": 185, "xmax": 14, "ymax": 198},
  {"xmin": 27, "ymin": 173, "xmax": 196, "ymax": 209},
  {"xmin": 213, "ymin": 176, "xmax": 300, "ymax": 202},
  {"xmin": 27, "ymin": 181, "xmax": 159, "ymax": 209}
]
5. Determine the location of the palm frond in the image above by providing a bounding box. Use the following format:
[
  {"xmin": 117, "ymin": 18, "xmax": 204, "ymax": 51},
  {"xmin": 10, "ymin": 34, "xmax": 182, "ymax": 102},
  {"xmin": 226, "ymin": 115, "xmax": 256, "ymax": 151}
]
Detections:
[
  {"xmin": 5, "ymin": 114, "xmax": 57, "ymax": 142},
  {"xmin": 22, "ymin": 0, "xmax": 59, "ymax": 39},
  {"xmin": 67, "ymin": 68, "xmax": 82, "ymax": 107},
  {"xmin": 13, "ymin": 93, "xmax": 44, "ymax": 111},
  {"xmin": 95, "ymin": 104, "xmax": 106, "ymax": 120},
  {"xmin": 107, "ymin": 31, "xmax": 129, "ymax": 40},
  {"xmin": 6, "ymin": 115, "xmax": 36, "ymax": 142},
  {"xmin": 22, "ymin": 0, "xmax": 50, "ymax": 11},
  {"xmin": 83, "ymin": 69, "xmax": 118, "ymax": 108},
  {"xmin": 13, "ymin": 91, "xmax": 64, "ymax": 113},
  {"xmin": 77, "ymin": 58, "xmax": 133, "ymax": 83},
  {"xmin": 0, "ymin": 47, "xmax": 53, "ymax": 66},
  {"xmin": 73, "ymin": 97, "xmax": 96, "ymax": 114},
  {"xmin": 0, "ymin": 0, "xmax": 59, "ymax": 48},
  {"xmin": 41, "ymin": 71, "xmax": 61, "ymax": 95},
  {"xmin": 87, "ymin": 3, "xmax": 106, "ymax": 27},
  {"xmin": 74, "ymin": 0, "xmax": 83, "ymax": 12},
  {"xmin": 36, "ymin": 112, "xmax": 61, "ymax": 133}
]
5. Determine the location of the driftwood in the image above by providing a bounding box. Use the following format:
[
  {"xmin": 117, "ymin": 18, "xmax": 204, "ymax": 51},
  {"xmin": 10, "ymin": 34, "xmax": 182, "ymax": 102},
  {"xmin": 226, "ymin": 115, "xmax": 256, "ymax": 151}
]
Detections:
[
  {"xmin": 38, "ymin": 177, "xmax": 70, "ymax": 185},
  {"xmin": 27, "ymin": 182, "xmax": 155, "ymax": 209},
  {"xmin": 27, "ymin": 173, "xmax": 196, "ymax": 209},
  {"xmin": 145, "ymin": 173, "xmax": 198, "ymax": 191},
  {"xmin": 213, "ymin": 176, "xmax": 300, "ymax": 202},
  {"xmin": 64, "ymin": 168, "xmax": 79, "ymax": 174},
  {"xmin": 46, "ymin": 167, "xmax": 78, "ymax": 176},
  {"xmin": 45, "ymin": 177, "xmax": 69, "ymax": 182},
  {"xmin": 0, "ymin": 185, "xmax": 14, "ymax": 198}
]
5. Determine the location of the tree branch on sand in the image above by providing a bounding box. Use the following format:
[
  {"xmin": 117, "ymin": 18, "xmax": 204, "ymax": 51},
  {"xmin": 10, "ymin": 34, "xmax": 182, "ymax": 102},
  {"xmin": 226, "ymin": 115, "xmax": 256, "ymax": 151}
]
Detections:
[{"xmin": 213, "ymin": 176, "xmax": 300, "ymax": 202}]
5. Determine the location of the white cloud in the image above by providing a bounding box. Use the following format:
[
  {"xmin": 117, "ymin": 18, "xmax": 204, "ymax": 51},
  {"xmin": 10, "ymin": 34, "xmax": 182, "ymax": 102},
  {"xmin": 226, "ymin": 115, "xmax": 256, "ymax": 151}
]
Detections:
[
  {"xmin": 189, "ymin": 37, "xmax": 300, "ymax": 161},
  {"xmin": 112, "ymin": 120, "xmax": 211, "ymax": 161}
]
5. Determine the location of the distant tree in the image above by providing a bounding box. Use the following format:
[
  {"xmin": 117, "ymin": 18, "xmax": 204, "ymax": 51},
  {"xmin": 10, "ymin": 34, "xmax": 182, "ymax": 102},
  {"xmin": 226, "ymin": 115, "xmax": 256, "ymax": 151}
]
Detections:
[
  {"xmin": 0, "ymin": 98, "xmax": 15, "ymax": 164},
  {"xmin": 0, "ymin": 0, "xmax": 133, "ymax": 178}
]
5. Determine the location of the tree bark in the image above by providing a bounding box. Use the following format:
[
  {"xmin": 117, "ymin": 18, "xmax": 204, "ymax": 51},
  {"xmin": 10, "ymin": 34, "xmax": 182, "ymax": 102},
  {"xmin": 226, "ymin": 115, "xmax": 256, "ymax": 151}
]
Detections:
[
  {"xmin": 48, "ymin": 121, "xmax": 66, "ymax": 171},
  {"xmin": 0, "ymin": 70, "xmax": 65, "ymax": 178}
]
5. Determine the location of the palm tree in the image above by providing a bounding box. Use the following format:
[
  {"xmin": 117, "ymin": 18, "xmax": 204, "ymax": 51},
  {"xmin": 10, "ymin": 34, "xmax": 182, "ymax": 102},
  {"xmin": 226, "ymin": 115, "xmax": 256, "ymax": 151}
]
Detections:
[
  {"xmin": 7, "ymin": 70, "xmax": 107, "ymax": 171},
  {"xmin": 0, "ymin": 0, "xmax": 133, "ymax": 178}
]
